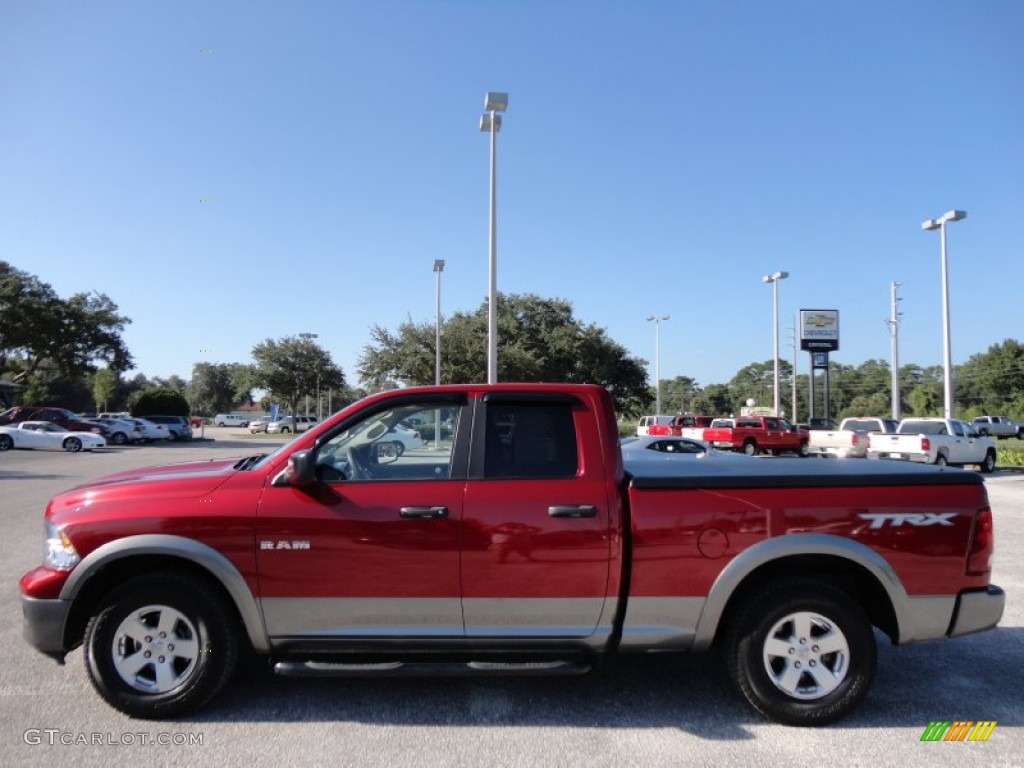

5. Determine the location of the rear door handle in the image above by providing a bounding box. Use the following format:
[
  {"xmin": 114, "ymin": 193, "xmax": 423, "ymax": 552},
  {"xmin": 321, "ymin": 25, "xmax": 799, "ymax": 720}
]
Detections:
[
  {"xmin": 400, "ymin": 506, "xmax": 449, "ymax": 519},
  {"xmin": 548, "ymin": 505, "xmax": 597, "ymax": 518}
]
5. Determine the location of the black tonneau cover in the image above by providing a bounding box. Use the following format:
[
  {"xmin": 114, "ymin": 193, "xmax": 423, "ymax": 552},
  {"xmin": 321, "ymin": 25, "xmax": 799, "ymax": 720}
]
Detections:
[{"xmin": 625, "ymin": 456, "xmax": 985, "ymax": 490}]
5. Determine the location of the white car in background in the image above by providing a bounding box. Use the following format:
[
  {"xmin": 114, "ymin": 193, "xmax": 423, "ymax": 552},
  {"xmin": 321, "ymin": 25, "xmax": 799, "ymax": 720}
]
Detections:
[
  {"xmin": 84, "ymin": 417, "xmax": 144, "ymax": 446},
  {"xmin": 0, "ymin": 421, "xmax": 107, "ymax": 452},
  {"xmin": 267, "ymin": 415, "xmax": 318, "ymax": 434},
  {"xmin": 385, "ymin": 423, "xmax": 425, "ymax": 456},
  {"xmin": 127, "ymin": 418, "xmax": 169, "ymax": 442}
]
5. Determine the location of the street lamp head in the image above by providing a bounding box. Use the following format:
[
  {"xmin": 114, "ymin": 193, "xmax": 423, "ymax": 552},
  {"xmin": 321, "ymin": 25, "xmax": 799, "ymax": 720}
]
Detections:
[
  {"xmin": 921, "ymin": 218, "xmax": 940, "ymax": 231},
  {"xmin": 484, "ymin": 92, "xmax": 508, "ymax": 113},
  {"xmin": 942, "ymin": 209, "xmax": 967, "ymax": 223},
  {"xmin": 646, "ymin": 314, "xmax": 670, "ymax": 322},
  {"xmin": 479, "ymin": 113, "xmax": 502, "ymax": 133},
  {"xmin": 433, "ymin": 259, "xmax": 445, "ymax": 272},
  {"xmin": 762, "ymin": 270, "xmax": 789, "ymax": 283}
]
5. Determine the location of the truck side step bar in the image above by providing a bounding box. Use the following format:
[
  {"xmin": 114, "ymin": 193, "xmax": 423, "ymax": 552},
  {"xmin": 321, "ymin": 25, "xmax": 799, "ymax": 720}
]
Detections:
[{"xmin": 273, "ymin": 660, "xmax": 592, "ymax": 678}]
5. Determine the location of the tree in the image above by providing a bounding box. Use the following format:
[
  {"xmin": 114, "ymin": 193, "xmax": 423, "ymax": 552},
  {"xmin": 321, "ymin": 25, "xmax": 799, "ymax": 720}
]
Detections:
[
  {"xmin": 358, "ymin": 293, "xmax": 651, "ymax": 414},
  {"xmin": 187, "ymin": 363, "xmax": 257, "ymax": 415},
  {"xmin": 0, "ymin": 261, "xmax": 133, "ymax": 383},
  {"xmin": 92, "ymin": 369, "xmax": 118, "ymax": 413},
  {"xmin": 656, "ymin": 376, "xmax": 701, "ymax": 414},
  {"xmin": 130, "ymin": 387, "xmax": 190, "ymax": 417},
  {"xmin": 955, "ymin": 339, "xmax": 1024, "ymax": 417},
  {"xmin": 252, "ymin": 336, "xmax": 345, "ymax": 418}
]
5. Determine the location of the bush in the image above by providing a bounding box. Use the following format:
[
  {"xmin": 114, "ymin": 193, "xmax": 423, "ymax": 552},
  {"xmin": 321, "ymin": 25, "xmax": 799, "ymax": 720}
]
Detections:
[
  {"xmin": 998, "ymin": 447, "xmax": 1024, "ymax": 468},
  {"xmin": 130, "ymin": 388, "xmax": 189, "ymax": 417}
]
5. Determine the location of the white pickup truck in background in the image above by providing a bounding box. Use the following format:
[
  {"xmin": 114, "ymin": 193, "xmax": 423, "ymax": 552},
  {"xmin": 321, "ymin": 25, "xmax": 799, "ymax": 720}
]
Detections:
[
  {"xmin": 971, "ymin": 415, "xmax": 1022, "ymax": 439},
  {"xmin": 807, "ymin": 416, "xmax": 899, "ymax": 458},
  {"xmin": 867, "ymin": 417, "xmax": 997, "ymax": 472}
]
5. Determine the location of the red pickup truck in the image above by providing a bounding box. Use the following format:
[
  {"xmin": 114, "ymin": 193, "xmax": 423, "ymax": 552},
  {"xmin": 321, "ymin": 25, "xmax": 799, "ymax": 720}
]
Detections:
[
  {"xmin": 20, "ymin": 384, "xmax": 1003, "ymax": 725},
  {"xmin": 646, "ymin": 414, "xmax": 715, "ymax": 438},
  {"xmin": 703, "ymin": 415, "xmax": 810, "ymax": 456}
]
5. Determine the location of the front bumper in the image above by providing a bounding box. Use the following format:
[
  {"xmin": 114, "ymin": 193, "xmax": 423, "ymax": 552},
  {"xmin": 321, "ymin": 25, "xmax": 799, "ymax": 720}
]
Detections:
[
  {"xmin": 949, "ymin": 585, "xmax": 1005, "ymax": 638},
  {"xmin": 21, "ymin": 595, "xmax": 72, "ymax": 662}
]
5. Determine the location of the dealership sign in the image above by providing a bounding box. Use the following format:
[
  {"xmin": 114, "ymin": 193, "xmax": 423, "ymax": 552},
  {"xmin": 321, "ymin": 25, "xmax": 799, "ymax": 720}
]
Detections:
[{"xmin": 800, "ymin": 309, "xmax": 839, "ymax": 351}]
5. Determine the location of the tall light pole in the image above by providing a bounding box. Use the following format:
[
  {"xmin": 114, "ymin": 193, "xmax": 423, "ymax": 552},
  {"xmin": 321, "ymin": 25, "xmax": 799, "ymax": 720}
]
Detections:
[
  {"xmin": 646, "ymin": 315, "xmax": 670, "ymax": 414},
  {"xmin": 433, "ymin": 259, "xmax": 445, "ymax": 449},
  {"xmin": 762, "ymin": 271, "xmax": 789, "ymax": 417},
  {"xmin": 298, "ymin": 332, "xmax": 318, "ymax": 417},
  {"xmin": 885, "ymin": 281, "xmax": 902, "ymax": 421},
  {"xmin": 922, "ymin": 210, "xmax": 966, "ymax": 419},
  {"xmin": 480, "ymin": 91, "xmax": 508, "ymax": 384},
  {"xmin": 433, "ymin": 260, "xmax": 445, "ymax": 386}
]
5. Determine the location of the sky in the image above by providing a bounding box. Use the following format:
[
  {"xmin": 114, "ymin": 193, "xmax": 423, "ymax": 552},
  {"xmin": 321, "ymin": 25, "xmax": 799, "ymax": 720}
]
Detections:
[{"xmin": 2, "ymin": 1, "xmax": 1022, "ymax": 395}]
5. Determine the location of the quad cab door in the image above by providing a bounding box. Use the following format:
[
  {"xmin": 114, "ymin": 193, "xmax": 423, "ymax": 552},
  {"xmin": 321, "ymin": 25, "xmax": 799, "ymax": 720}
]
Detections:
[
  {"xmin": 460, "ymin": 393, "xmax": 614, "ymax": 639},
  {"xmin": 256, "ymin": 394, "xmax": 470, "ymax": 641}
]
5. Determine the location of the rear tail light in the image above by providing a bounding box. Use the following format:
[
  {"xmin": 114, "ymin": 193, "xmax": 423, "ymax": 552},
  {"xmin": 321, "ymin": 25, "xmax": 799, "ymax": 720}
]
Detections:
[
  {"xmin": 966, "ymin": 507, "xmax": 994, "ymax": 576},
  {"xmin": 851, "ymin": 434, "xmax": 859, "ymax": 446},
  {"xmin": 921, "ymin": 437, "xmax": 931, "ymax": 452}
]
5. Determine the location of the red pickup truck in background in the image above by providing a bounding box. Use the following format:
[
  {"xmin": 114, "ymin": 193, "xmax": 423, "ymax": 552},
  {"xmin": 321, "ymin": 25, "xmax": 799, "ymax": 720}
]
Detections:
[
  {"xmin": 703, "ymin": 414, "xmax": 810, "ymax": 456},
  {"xmin": 646, "ymin": 414, "xmax": 715, "ymax": 439},
  {"xmin": 20, "ymin": 384, "xmax": 1003, "ymax": 725}
]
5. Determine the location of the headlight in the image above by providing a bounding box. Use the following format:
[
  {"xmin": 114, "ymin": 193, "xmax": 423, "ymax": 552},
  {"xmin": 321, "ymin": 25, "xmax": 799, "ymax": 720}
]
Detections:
[{"xmin": 44, "ymin": 520, "xmax": 80, "ymax": 570}]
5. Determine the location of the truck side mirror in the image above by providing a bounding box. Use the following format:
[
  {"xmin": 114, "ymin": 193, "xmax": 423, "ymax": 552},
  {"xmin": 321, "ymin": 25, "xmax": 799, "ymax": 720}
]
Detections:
[{"xmin": 272, "ymin": 449, "xmax": 318, "ymax": 488}]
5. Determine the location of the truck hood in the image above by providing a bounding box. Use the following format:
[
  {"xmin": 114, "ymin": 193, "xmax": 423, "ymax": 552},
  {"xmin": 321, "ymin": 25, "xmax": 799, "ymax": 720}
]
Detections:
[{"xmin": 46, "ymin": 458, "xmax": 244, "ymax": 516}]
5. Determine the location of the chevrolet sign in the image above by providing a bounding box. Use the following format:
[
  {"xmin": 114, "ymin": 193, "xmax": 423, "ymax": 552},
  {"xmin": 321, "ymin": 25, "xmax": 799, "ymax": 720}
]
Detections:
[{"xmin": 800, "ymin": 309, "xmax": 839, "ymax": 351}]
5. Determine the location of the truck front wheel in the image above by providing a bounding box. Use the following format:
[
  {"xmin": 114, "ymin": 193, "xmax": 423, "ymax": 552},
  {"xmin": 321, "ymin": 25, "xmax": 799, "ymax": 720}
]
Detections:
[
  {"xmin": 83, "ymin": 572, "xmax": 239, "ymax": 719},
  {"xmin": 725, "ymin": 580, "xmax": 876, "ymax": 726}
]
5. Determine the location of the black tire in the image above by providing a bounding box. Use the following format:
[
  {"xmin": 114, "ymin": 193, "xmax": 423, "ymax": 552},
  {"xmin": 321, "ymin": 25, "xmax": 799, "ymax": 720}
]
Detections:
[
  {"xmin": 168, "ymin": 431, "xmax": 179, "ymax": 442},
  {"xmin": 725, "ymin": 579, "xmax": 876, "ymax": 726},
  {"xmin": 934, "ymin": 453, "xmax": 948, "ymax": 467},
  {"xmin": 281, "ymin": 427, "xmax": 290, "ymax": 434},
  {"xmin": 980, "ymin": 450, "xmax": 996, "ymax": 474},
  {"xmin": 0, "ymin": 434, "xmax": 13, "ymax": 451},
  {"xmin": 83, "ymin": 572, "xmax": 238, "ymax": 719},
  {"xmin": 743, "ymin": 440, "xmax": 758, "ymax": 456},
  {"xmin": 64, "ymin": 437, "xmax": 83, "ymax": 453},
  {"xmin": 798, "ymin": 441, "xmax": 810, "ymax": 458},
  {"xmin": 111, "ymin": 432, "xmax": 128, "ymax": 446}
]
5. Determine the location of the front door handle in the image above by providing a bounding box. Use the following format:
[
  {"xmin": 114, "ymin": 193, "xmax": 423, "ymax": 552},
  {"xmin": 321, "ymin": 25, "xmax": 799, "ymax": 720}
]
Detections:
[
  {"xmin": 400, "ymin": 506, "xmax": 449, "ymax": 519},
  {"xmin": 548, "ymin": 505, "xmax": 597, "ymax": 518}
]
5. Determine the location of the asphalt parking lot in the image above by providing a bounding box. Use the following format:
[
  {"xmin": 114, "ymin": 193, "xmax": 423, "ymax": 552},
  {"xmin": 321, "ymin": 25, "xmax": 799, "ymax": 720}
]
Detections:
[{"xmin": 1, "ymin": 436, "xmax": 1021, "ymax": 767}]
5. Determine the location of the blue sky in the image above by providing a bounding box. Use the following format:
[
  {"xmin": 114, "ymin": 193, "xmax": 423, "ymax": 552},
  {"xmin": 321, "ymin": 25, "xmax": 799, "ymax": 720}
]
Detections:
[{"xmin": 2, "ymin": 1, "xmax": 1021, "ymax": 392}]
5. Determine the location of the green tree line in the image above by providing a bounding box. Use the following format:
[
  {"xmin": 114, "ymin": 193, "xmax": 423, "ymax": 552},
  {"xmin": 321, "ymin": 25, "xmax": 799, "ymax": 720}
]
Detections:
[{"xmin": 4, "ymin": 260, "xmax": 1023, "ymax": 423}]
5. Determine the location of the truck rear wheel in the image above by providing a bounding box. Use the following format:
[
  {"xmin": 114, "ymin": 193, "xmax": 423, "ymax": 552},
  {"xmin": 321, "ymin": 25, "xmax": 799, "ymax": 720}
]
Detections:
[
  {"xmin": 934, "ymin": 453, "xmax": 948, "ymax": 467},
  {"xmin": 725, "ymin": 580, "xmax": 876, "ymax": 726},
  {"xmin": 743, "ymin": 440, "xmax": 758, "ymax": 456},
  {"xmin": 83, "ymin": 572, "xmax": 238, "ymax": 719}
]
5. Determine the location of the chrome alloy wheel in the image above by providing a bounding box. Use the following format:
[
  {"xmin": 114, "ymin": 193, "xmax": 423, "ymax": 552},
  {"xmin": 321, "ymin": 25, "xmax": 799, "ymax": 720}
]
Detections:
[
  {"xmin": 111, "ymin": 605, "xmax": 200, "ymax": 693},
  {"xmin": 761, "ymin": 611, "xmax": 850, "ymax": 700}
]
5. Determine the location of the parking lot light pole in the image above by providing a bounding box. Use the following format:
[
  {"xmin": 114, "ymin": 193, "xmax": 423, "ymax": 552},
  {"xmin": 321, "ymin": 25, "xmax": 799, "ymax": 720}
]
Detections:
[
  {"xmin": 298, "ymin": 332, "xmax": 318, "ymax": 418},
  {"xmin": 922, "ymin": 210, "xmax": 966, "ymax": 420},
  {"xmin": 433, "ymin": 259, "xmax": 445, "ymax": 448},
  {"xmin": 480, "ymin": 91, "xmax": 507, "ymax": 384},
  {"xmin": 433, "ymin": 260, "xmax": 445, "ymax": 386},
  {"xmin": 762, "ymin": 271, "xmax": 789, "ymax": 417},
  {"xmin": 646, "ymin": 315, "xmax": 670, "ymax": 415}
]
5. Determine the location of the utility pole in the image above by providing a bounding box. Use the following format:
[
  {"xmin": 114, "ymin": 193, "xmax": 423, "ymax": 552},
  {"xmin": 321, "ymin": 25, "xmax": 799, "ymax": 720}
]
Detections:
[
  {"xmin": 885, "ymin": 281, "xmax": 902, "ymax": 420},
  {"xmin": 790, "ymin": 317, "xmax": 798, "ymax": 424}
]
